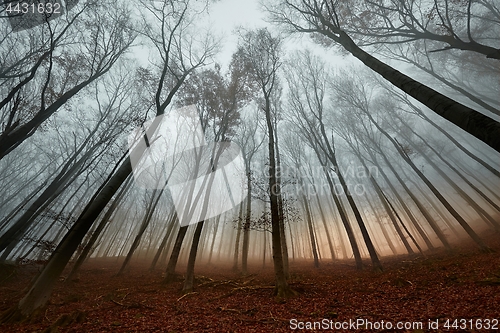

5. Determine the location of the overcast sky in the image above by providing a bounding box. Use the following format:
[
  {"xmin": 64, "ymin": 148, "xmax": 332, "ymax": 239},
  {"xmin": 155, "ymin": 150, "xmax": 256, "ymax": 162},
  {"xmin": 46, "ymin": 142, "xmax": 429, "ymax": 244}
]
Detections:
[
  {"xmin": 203, "ymin": 0, "xmax": 350, "ymax": 71},
  {"xmin": 205, "ymin": 0, "xmax": 267, "ymax": 67}
]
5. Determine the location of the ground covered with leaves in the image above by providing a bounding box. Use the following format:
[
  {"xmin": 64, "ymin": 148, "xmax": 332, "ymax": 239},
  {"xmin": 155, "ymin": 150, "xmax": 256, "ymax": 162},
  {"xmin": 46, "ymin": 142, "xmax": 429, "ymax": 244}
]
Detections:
[{"xmin": 1, "ymin": 233, "xmax": 500, "ymax": 332}]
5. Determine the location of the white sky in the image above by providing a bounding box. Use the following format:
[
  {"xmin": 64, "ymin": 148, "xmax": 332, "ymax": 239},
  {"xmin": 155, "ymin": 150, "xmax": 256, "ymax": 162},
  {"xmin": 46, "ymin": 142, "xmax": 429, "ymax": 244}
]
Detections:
[
  {"xmin": 204, "ymin": 0, "xmax": 350, "ymax": 70},
  {"xmin": 204, "ymin": 0, "xmax": 268, "ymax": 68}
]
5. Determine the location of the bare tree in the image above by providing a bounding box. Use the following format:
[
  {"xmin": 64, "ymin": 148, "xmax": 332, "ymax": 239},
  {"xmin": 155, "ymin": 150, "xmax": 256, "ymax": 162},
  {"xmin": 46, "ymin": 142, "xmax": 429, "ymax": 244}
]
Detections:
[
  {"xmin": 268, "ymin": 0, "xmax": 500, "ymax": 153},
  {"xmin": 0, "ymin": 0, "xmax": 217, "ymax": 322},
  {"xmin": 0, "ymin": 0, "xmax": 136, "ymax": 159},
  {"xmin": 285, "ymin": 50, "xmax": 382, "ymax": 270},
  {"xmin": 342, "ymin": 0, "xmax": 500, "ymax": 59},
  {"xmin": 238, "ymin": 28, "xmax": 294, "ymax": 296}
]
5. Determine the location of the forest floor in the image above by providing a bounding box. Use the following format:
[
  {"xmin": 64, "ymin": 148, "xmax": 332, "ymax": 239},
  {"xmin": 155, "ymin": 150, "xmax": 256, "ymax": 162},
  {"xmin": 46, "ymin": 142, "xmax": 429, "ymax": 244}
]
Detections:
[{"xmin": 1, "ymin": 232, "xmax": 500, "ymax": 333}]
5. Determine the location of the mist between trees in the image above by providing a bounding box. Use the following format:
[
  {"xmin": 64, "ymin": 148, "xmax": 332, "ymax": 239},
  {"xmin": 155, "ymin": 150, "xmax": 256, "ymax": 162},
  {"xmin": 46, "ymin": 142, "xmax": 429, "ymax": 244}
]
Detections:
[{"xmin": 0, "ymin": 0, "xmax": 499, "ymax": 323}]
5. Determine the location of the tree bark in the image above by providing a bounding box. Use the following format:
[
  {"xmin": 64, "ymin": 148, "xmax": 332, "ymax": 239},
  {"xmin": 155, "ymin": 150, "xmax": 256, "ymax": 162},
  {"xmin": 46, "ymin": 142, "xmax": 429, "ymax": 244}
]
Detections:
[{"xmin": 331, "ymin": 30, "xmax": 500, "ymax": 153}]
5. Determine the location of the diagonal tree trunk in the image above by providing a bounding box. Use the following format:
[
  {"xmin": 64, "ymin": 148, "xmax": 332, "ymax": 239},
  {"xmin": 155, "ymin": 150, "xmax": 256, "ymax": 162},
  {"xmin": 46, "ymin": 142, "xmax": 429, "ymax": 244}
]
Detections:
[
  {"xmin": 150, "ymin": 211, "xmax": 178, "ymax": 271},
  {"xmin": 327, "ymin": 30, "xmax": 500, "ymax": 152},
  {"xmin": 366, "ymin": 112, "xmax": 489, "ymax": 251}
]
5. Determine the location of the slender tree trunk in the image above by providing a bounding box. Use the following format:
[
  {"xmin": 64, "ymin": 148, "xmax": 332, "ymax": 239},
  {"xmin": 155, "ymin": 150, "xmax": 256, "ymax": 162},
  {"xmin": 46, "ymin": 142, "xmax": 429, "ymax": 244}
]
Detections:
[
  {"xmin": 400, "ymin": 124, "xmax": 500, "ymax": 230},
  {"xmin": 400, "ymin": 54, "xmax": 500, "ymax": 116},
  {"xmin": 405, "ymin": 177, "xmax": 461, "ymax": 239},
  {"xmin": 452, "ymin": 156, "xmax": 500, "ymax": 204},
  {"xmin": 118, "ymin": 187, "xmax": 165, "ymax": 275},
  {"xmin": 367, "ymin": 113, "xmax": 489, "ymax": 250},
  {"xmin": 241, "ymin": 172, "xmax": 252, "ymax": 275},
  {"xmin": 232, "ymin": 203, "xmax": 244, "ymax": 271},
  {"xmin": 207, "ymin": 215, "xmax": 220, "ymax": 264},
  {"xmin": 68, "ymin": 176, "xmax": 133, "ymax": 280},
  {"xmin": 326, "ymin": 198, "xmax": 347, "ymax": 259},
  {"xmin": 150, "ymin": 211, "xmax": 177, "ymax": 271},
  {"xmin": 369, "ymin": 177, "xmax": 413, "ymax": 254},
  {"xmin": 350, "ymin": 147, "xmax": 412, "ymax": 255},
  {"xmin": 368, "ymin": 149, "xmax": 435, "ymax": 250},
  {"xmin": 322, "ymin": 168, "xmax": 363, "ymax": 269},
  {"xmin": 0, "ymin": 181, "xmax": 48, "ymax": 233},
  {"xmin": 1, "ymin": 150, "xmax": 131, "ymax": 321},
  {"xmin": 163, "ymin": 225, "xmax": 188, "ymax": 283},
  {"xmin": 0, "ymin": 150, "xmax": 92, "ymax": 253},
  {"xmin": 402, "ymin": 93, "xmax": 500, "ymax": 179},
  {"xmin": 182, "ymin": 221, "xmax": 204, "ymax": 293},
  {"xmin": 274, "ymin": 134, "xmax": 290, "ymax": 279},
  {"xmin": 378, "ymin": 183, "xmax": 425, "ymax": 255},
  {"xmin": 264, "ymin": 95, "xmax": 292, "ymax": 297},
  {"xmin": 364, "ymin": 192, "xmax": 399, "ymax": 255},
  {"xmin": 327, "ymin": 151, "xmax": 382, "ymax": 271},
  {"xmin": 302, "ymin": 193, "xmax": 319, "ymax": 267},
  {"xmin": 262, "ymin": 229, "xmax": 267, "ymax": 268},
  {"xmin": 314, "ymin": 194, "xmax": 336, "ymax": 260}
]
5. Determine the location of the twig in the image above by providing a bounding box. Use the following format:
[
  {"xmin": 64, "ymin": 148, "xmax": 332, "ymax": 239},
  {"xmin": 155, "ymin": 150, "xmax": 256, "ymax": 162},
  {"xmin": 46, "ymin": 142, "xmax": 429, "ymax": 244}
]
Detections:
[
  {"xmin": 177, "ymin": 292, "xmax": 198, "ymax": 302},
  {"xmin": 111, "ymin": 299, "xmax": 124, "ymax": 306},
  {"xmin": 210, "ymin": 285, "xmax": 274, "ymax": 301},
  {"xmin": 217, "ymin": 307, "xmax": 241, "ymax": 313},
  {"xmin": 232, "ymin": 285, "xmax": 275, "ymax": 291},
  {"xmin": 242, "ymin": 278, "xmax": 255, "ymax": 285}
]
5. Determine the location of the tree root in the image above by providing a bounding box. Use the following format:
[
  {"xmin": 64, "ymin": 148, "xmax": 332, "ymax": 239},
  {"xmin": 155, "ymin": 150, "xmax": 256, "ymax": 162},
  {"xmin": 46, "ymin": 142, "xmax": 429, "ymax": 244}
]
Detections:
[
  {"xmin": 211, "ymin": 285, "xmax": 275, "ymax": 301},
  {"xmin": 176, "ymin": 292, "xmax": 198, "ymax": 302},
  {"xmin": 0, "ymin": 305, "xmax": 27, "ymax": 324},
  {"xmin": 274, "ymin": 285, "xmax": 299, "ymax": 299}
]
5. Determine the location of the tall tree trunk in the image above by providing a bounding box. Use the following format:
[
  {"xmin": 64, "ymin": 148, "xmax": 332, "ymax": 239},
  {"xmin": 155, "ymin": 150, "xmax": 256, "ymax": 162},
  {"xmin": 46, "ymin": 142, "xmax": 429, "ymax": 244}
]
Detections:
[
  {"xmin": 207, "ymin": 215, "xmax": 220, "ymax": 265},
  {"xmin": 378, "ymin": 182, "xmax": 425, "ymax": 255},
  {"xmin": 0, "ymin": 179, "xmax": 49, "ymax": 232},
  {"xmin": 326, "ymin": 198, "xmax": 347, "ymax": 259},
  {"xmin": 241, "ymin": 171, "xmax": 252, "ymax": 275},
  {"xmin": 393, "ymin": 84, "xmax": 500, "ymax": 179},
  {"xmin": 398, "ymin": 122, "xmax": 500, "ymax": 230},
  {"xmin": 150, "ymin": 211, "xmax": 177, "ymax": 271},
  {"xmin": 1, "ymin": 149, "xmax": 131, "ymax": 321},
  {"xmin": 364, "ymin": 192, "xmax": 399, "ymax": 255},
  {"xmin": 404, "ymin": 124, "xmax": 500, "ymax": 218},
  {"xmin": 366, "ymin": 113, "xmax": 489, "ymax": 250},
  {"xmin": 67, "ymin": 176, "xmax": 133, "ymax": 280},
  {"xmin": 182, "ymin": 221, "xmax": 204, "ymax": 293},
  {"xmin": 332, "ymin": 30, "xmax": 500, "ymax": 152},
  {"xmin": 301, "ymin": 193, "xmax": 319, "ymax": 267},
  {"xmin": 367, "ymin": 149, "xmax": 435, "ymax": 250},
  {"xmin": 323, "ymin": 143, "xmax": 383, "ymax": 270},
  {"xmin": 274, "ymin": 134, "xmax": 290, "ymax": 279},
  {"xmin": 452, "ymin": 156, "xmax": 500, "ymax": 205},
  {"xmin": 396, "ymin": 53, "xmax": 500, "ymax": 116},
  {"xmin": 232, "ymin": 203, "xmax": 244, "ymax": 271},
  {"xmin": 369, "ymin": 177, "xmax": 414, "ymax": 254},
  {"xmin": 314, "ymin": 193, "xmax": 336, "ymax": 260},
  {"xmin": 405, "ymin": 177, "xmax": 461, "ymax": 240},
  {"xmin": 263, "ymin": 95, "xmax": 292, "ymax": 297},
  {"xmin": 163, "ymin": 225, "xmax": 188, "ymax": 283},
  {"xmin": 0, "ymin": 149, "xmax": 92, "ymax": 253},
  {"xmin": 118, "ymin": 187, "xmax": 165, "ymax": 275},
  {"xmin": 322, "ymin": 167, "xmax": 363, "ymax": 269},
  {"xmin": 351, "ymin": 148, "xmax": 413, "ymax": 255}
]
